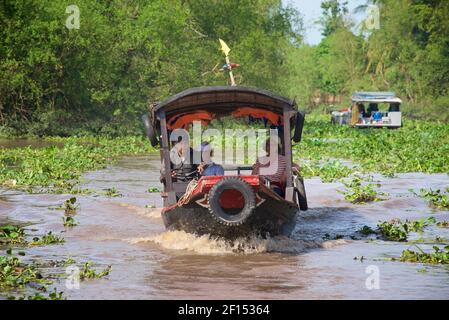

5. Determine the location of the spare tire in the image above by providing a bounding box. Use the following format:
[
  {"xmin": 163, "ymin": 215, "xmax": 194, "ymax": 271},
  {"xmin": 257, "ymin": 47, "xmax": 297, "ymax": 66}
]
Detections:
[
  {"xmin": 141, "ymin": 114, "xmax": 159, "ymax": 147},
  {"xmin": 292, "ymin": 111, "xmax": 305, "ymax": 143},
  {"xmin": 208, "ymin": 177, "xmax": 256, "ymax": 226}
]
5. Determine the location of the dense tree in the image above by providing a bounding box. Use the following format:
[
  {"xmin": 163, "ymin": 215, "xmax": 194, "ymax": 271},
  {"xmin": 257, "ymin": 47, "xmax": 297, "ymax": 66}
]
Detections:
[
  {"xmin": 1, "ymin": 0, "xmax": 448, "ymax": 136},
  {"xmin": 319, "ymin": 0, "xmax": 349, "ymax": 37},
  {"xmin": 287, "ymin": 0, "xmax": 449, "ymax": 119},
  {"xmin": 0, "ymin": 0, "xmax": 302, "ymax": 135}
]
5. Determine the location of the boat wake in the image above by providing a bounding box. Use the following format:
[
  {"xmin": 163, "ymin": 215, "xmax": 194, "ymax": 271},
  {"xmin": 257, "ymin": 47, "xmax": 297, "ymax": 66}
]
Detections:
[{"xmin": 127, "ymin": 230, "xmax": 347, "ymax": 255}]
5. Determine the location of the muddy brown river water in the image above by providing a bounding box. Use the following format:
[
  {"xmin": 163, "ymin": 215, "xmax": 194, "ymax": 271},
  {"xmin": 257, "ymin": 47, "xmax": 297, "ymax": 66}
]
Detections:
[{"xmin": 1, "ymin": 154, "xmax": 449, "ymax": 299}]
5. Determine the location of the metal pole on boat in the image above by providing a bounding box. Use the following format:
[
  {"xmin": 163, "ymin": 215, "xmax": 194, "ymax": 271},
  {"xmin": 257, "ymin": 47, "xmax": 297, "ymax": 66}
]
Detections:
[
  {"xmin": 219, "ymin": 39, "xmax": 236, "ymax": 86},
  {"xmin": 226, "ymin": 55, "xmax": 236, "ymax": 86},
  {"xmin": 159, "ymin": 111, "xmax": 176, "ymax": 205}
]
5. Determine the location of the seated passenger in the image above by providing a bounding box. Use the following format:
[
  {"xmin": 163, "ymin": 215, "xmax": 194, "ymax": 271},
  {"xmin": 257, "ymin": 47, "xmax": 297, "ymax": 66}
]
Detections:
[
  {"xmin": 357, "ymin": 103, "xmax": 366, "ymax": 118},
  {"xmin": 252, "ymin": 138, "xmax": 286, "ymax": 196},
  {"xmin": 160, "ymin": 138, "xmax": 198, "ymax": 183},
  {"xmin": 197, "ymin": 142, "xmax": 224, "ymax": 176},
  {"xmin": 389, "ymin": 103, "xmax": 400, "ymax": 112},
  {"xmin": 366, "ymin": 103, "xmax": 379, "ymax": 118},
  {"xmin": 372, "ymin": 111, "xmax": 383, "ymax": 123}
]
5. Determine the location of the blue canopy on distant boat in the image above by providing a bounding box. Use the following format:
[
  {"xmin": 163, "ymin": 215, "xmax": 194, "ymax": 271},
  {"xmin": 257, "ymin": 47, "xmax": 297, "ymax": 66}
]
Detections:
[{"xmin": 351, "ymin": 92, "xmax": 402, "ymax": 103}]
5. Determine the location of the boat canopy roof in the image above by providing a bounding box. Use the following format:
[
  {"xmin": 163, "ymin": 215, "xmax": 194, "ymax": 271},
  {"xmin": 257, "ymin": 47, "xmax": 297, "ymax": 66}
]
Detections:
[
  {"xmin": 152, "ymin": 86, "xmax": 296, "ymax": 117},
  {"xmin": 351, "ymin": 92, "xmax": 402, "ymax": 104}
]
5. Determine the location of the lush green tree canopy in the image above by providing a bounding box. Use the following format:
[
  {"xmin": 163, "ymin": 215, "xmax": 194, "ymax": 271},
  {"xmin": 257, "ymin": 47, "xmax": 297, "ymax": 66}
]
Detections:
[
  {"xmin": 287, "ymin": 0, "xmax": 449, "ymax": 119},
  {"xmin": 0, "ymin": 0, "xmax": 302, "ymax": 135},
  {"xmin": 0, "ymin": 0, "xmax": 448, "ymax": 136}
]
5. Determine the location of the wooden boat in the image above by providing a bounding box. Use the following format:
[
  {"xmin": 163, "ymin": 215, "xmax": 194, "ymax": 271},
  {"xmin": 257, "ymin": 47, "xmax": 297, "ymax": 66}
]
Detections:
[
  {"xmin": 331, "ymin": 91, "xmax": 402, "ymax": 129},
  {"xmin": 143, "ymin": 86, "xmax": 308, "ymax": 239}
]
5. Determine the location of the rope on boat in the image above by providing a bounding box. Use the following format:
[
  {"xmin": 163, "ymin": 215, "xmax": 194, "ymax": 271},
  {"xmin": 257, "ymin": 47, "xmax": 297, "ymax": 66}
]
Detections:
[{"xmin": 177, "ymin": 179, "xmax": 199, "ymax": 207}]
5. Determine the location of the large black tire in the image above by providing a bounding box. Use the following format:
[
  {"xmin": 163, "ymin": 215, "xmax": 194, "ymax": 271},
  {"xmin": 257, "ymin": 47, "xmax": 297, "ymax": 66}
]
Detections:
[
  {"xmin": 208, "ymin": 177, "xmax": 256, "ymax": 226},
  {"xmin": 296, "ymin": 177, "xmax": 308, "ymax": 211},
  {"xmin": 292, "ymin": 111, "xmax": 305, "ymax": 143},
  {"xmin": 141, "ymin": 114, "xmax": 159, "ymax": 147}
]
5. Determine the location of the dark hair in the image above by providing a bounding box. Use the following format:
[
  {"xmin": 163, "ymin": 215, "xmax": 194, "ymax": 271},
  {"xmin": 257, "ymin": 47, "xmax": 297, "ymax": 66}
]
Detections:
[{"xmin": 200, "ymin": 141, "xmax": 213, "ymax": 160}]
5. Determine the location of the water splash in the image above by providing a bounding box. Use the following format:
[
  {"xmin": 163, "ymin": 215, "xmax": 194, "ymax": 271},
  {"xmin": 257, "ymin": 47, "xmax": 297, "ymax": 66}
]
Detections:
[{"xmin": 127, "ymin": 230, "xmax": 347, "ymax": 255}]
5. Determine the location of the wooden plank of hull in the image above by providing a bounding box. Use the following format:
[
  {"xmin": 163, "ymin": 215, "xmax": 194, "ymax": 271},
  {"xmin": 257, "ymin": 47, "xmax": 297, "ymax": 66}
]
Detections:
[{"xmin": 162, "ymin": 197, "xmax": 298, "ymax": 240}]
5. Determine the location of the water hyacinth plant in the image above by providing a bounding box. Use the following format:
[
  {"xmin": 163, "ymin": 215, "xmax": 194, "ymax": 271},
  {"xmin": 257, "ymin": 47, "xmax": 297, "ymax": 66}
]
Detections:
[
  {"xmin": 400, "ymin": 245, "xmax": 449, "ymax": 264},
  {"xmin": 295, "ymin": 116, "xmax": 449, "ymax": 177},
  {"xmin": 0, "ymin": 225, "xmax": 26, "ymax": 245},
  {"xmin": 0, "ymin": 249, "xmax": 48, "ymax": 289},
  {"xmin": 62, "ymin": 216, "xmax": 78, "ymax": 228},
  {"xmin": 339, "ymin": 176, "xmax": 386, "ymax": 204},
  {"xmin": 357, "ymin": 217, "xmax": 437, "ymax": 242},
  {"xmin": 29, "ymin": 231, "xmax": 65, "ymax": 246},
  {"xmin": 0, "ymin": 137, "xmax": 154, "ymax": 193},
  {"xmin": 417, "ymin": 188, "xmax": 449, "ymax": 210},
  {"xmin": 79, "ymin": 262, "xmax": 112, "ymax": 280}
]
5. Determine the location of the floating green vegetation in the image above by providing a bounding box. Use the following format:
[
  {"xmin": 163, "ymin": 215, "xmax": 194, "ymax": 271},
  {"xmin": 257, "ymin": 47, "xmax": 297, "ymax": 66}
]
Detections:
[
  {"xmin": 377, "ymin": 217, "xmax": 436, "ymax": 242},
  {"xmin": 436, "ymin": 221, "xmax": 449, "ymax": 228},
  {"xmin": 49, "ymin": 197, "xmax": 79, "ymax": 216},
  {"xmin": 1, "ymin": 247, "xmax": 111, "ymax": 299},
  {"xmin": 377, "ymin": 220, "xmax": 409, "ymax": 242},
  {"xmin": 62, "ymin": 216, "xmax": 78, "ymax": 228},
  {"xmin": 409, "ymin": 236, "xmax": 449, "ymax": 245},
  {"xmin": 294, "ymin": 116, "xmax": 449, "ymax": 177},
  {"xmin": 0, "ymin": 225, "xmax": 26, "ymax": 245},
  {"xmin": 64, "ymin": 257, "xmax": 76, "ymax": 267},
  {"xmin": 9, "ymin": 288, "xmax": 66, "ymax": 300},
  {"xmin": 29, "ymin": 231, "xmax": 65, "ymax": 246},
  {"xmin": 357, "ymin": 217, "xmax": 437, "ymax": 242},
  {"xmin": 416, "ymin": 188, "xmax": 449, "ymax": 210},
  {"xmin": 0, "ymin": 136, "xmax": 154, "ymax": 193},
  {"xmin": 408, "ymin": 217, "xmax": 437, "ymax": 232},
  {"xmin": 301, "ymin": 160, "xmax": 353, "ymax": 183},
  {"xmin": 1, "ymin": 224, "xmax": 70, "ymax": 246},
  {"xmin": 79, "ymin": 262, "xmax": 112, "ymax": 280},
  {"xmin": 63, "ymin": 197, "xmax": 79, "ymax": 215},
  {"xmin": 0, "ymin": 249, "xmax": 49, "ymax": 289},
  {"xmin": 147, "ymin": 187, "xmax": 160, "ymax": 193},
  {"xmin": 103, "ymin": 187, "xmax": 122, "ymax": 197},
  {"xmin": 400, "ymin": 245, "xmax": 449, "ymax": 264},
  {"xmin": 340, "ymin": 176, "xmax": 386, "ymax": 204},
  {"xmin": 357, "ymin": 225, "xmax": 377, "ymax": 236}
]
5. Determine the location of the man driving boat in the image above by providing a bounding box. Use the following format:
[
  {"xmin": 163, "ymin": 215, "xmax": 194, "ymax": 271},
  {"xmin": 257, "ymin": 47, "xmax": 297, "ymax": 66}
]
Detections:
[{"xmin": 160, "ymin": 137, "xmax": 198, "ymax": 183}]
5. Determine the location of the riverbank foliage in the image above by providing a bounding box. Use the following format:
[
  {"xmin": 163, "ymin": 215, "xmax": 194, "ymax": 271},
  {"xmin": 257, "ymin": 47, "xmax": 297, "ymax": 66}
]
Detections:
[
  {"xmin": 0, "ymin": 0, "xmax": 301, "ymax": 136},
  {"xmin": 1, "ymin": 0, "xmax": 448, "ymax": 136}
]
